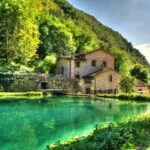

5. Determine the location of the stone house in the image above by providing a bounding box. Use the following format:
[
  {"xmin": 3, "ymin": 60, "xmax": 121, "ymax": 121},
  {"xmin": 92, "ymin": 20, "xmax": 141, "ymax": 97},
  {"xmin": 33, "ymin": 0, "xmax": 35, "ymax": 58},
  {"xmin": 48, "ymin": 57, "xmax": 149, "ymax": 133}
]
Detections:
[
  {"xmin": 135, "ymin": 79, "xmax": 150, "ymax": 94},
  {"xmin": 56, "ymin": 49, "xmax": 121, "ymax": 94}
]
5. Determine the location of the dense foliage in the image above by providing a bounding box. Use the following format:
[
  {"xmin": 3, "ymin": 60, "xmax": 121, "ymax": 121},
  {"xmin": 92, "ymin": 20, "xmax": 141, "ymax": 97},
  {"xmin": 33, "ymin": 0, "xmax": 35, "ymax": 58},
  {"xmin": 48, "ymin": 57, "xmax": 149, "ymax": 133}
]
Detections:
[
  {"xmin": 130, "ymin": 64, "xmax": 149, "ymax": 83},
  {"xmin": 50, "ymin": 114, "xmax": 150, "ymax": 150},
  {"xmin": 0, "ymin": 0, "xmax": 39, "ymax": 64},
  {"xmin": 0, "ymin": 0, "xmax": 149, "ymax": 73},
  {"xmin": 39, "ymin": 54, "xmax": 57, "ymax": 73},
  {"xmin": 119, "ymin": 75, "xmax": 136, "ymax": 93}
]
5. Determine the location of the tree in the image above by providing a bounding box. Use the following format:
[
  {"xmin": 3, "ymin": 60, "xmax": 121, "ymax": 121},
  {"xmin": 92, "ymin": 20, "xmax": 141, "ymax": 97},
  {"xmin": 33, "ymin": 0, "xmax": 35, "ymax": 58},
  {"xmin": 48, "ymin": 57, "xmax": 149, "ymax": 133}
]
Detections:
[
  {"xmin": 0, "ymin": 1, "xmax": 19, "ymax": 62},
  {"xmin": 38, "ymin": 16, "xmax": 76, "ymax": 58},
  {"xmin": 119, "ymin": 75, "xmax": 135, "ymax": 93},
  {"xmin": 130, "ymin": 64, "xmax": 148, "ymax": 83},
  {"xmin": 39, "ymin": 54, "xmax": 57, "ymax": 73},
  {"xmin": 0, "ymin": 0, "xmax": 39, "ymax": 64}
]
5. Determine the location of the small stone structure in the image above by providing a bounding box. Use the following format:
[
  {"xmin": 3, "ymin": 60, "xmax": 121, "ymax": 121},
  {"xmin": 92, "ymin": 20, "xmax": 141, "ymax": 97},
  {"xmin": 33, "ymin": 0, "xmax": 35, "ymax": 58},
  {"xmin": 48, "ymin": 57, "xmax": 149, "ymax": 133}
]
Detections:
[
  {"xmin": 0, "ymin": 73, "xmax": 79, "ymax": 93},
  {"xmin": 135, "ymin": 79, "xmax": 150, "ymax": 94},
  {"xmin": 38, "ymin": 75, "xmax": 79, "ymax": 93}
]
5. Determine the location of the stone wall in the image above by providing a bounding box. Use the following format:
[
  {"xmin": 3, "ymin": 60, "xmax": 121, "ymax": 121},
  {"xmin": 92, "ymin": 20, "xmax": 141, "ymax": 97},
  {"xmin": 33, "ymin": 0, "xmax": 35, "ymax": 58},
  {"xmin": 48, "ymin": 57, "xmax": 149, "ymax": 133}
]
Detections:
[
  {"xmin": 94, "ymin": 70, "xmax": 121, "ymax": 91},
  {"xmin": 56, "ymin": 50, "xmax": 116, "ymax": 79},
  {"xmin": 9, "ymin": 78, "xmax": 38, "ymax": 92},
  {"xmin": 55, "ymin": 59, "xmax": 71, "ymax": 78},
  {"xmin": 79, "ymin": 69, "xmax": 121, "ymax": 94},
  {"xmin": 134, "ymin": 86, "xmax": 150, "ymax": 94},
  {"xmin": 38, "ymin": 76, "xmax": 79, "ymax": 93},
  {"xmin": 74, "ymin": 50, "xmax": 115, "ymax": 77}
]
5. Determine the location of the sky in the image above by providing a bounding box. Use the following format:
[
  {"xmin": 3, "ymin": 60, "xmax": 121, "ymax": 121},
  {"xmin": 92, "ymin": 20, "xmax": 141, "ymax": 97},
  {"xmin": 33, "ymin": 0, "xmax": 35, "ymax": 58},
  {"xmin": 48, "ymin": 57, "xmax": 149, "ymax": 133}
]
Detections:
[{"xmin": 68, "ymin": 0, "xmax": 150, "ymax": 63}]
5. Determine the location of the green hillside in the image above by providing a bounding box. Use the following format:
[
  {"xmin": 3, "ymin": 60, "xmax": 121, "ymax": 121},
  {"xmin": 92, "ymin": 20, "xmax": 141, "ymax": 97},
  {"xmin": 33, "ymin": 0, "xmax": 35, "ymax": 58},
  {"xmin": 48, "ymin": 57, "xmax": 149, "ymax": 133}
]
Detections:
[{"xmin": 0, "ymin": 0, "xmax": 149, "ymax": 74}]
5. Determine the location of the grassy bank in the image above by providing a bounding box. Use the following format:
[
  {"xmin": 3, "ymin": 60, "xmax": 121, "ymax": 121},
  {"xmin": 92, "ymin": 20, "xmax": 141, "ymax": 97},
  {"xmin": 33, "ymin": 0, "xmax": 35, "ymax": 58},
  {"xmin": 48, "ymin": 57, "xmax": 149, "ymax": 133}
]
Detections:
[
  {"xmin": 0, "ymin": 92, "xmax": 43, "ymax": 97},
  {"xmin": 50, "ymin": 114, "xmax": 150, "ymax": 150},
  {"xmin": 97, "ymin": 93, "xmax": 150, "ymax": 101}
]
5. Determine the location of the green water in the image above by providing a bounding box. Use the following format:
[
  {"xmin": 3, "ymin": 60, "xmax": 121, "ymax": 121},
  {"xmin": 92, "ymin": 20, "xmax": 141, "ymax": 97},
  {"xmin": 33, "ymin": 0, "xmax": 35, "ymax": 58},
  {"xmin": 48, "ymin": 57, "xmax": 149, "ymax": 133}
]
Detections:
[{"xmin": 0, "ymin": 96, "xmax": 149, "ymax": 150}]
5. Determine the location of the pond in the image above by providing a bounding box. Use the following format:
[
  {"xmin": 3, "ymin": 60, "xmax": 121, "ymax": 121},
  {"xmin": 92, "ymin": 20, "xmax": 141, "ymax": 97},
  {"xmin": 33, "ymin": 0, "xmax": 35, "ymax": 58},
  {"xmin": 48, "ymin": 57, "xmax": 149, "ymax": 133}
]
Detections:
[{"xmin": 0, "ymin": 96, "xmax": 149, "ymax": 150}]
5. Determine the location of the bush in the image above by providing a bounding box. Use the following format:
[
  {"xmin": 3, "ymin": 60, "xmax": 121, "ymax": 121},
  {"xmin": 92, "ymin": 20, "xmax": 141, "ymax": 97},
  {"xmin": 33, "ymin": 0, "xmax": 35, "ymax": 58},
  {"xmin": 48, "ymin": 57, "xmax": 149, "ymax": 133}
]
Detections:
[
  {"xmin": 119, "ymin": 75, "xmax": 135, "ymax": 93},
  {"xmin": 97, "ymin": 93, "xmax": 150, "ymax": 102},
  {"xmin": 39, "ymin": 54, "xmax": 57, "ymax": 73},
  {"xmin": 50, "ymin": 114, "xmax": 150, "ymax": 150},
  {"xmin": 0, "ymin": 92, "xmax": 42, "ymax": 97},
  {"xmin": 0, "ymin": 84, "xmax": 4, "ymax": 92}
]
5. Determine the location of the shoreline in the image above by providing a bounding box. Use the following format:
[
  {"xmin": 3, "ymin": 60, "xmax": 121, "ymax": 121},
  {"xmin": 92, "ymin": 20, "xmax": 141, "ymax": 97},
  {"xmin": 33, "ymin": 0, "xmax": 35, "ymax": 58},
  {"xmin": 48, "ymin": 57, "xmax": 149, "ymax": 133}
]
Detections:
[
  {"xmin": 97, "ymin": 93, "xmax": 150, "ymax": 101},
  {"xmin": 0, "ymin": 92, "xmax": 150, "ymax": 102},
  {"xmin": 0, "ymin": 92, "xmax": 43, "ymax": 98},
  {"xmin": 50, "ymin": 114, "xmax": 150, "ymax": 150}
]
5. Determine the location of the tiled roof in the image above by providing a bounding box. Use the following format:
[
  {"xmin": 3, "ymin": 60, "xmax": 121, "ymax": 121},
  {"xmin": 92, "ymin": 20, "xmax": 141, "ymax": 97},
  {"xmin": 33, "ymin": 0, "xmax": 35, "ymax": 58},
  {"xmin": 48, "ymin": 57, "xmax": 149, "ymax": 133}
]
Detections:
[
  {"xmin": 58, "ymin": 49, "xmax": 115, "ymax": 60},
  {"xmin": 75, "ymin": 49, "xmax": 116, "ymax": 58},
  {"xmin": 136, "ymin": 79, "xmax": 149, "ymax": 87},
  {"xmin": 83, "ymin": 68, "xmax": 120, "ymax": 78},
  {"xmin": 58, "ymin": 56, "xmax": 86, "ymax": 60}
]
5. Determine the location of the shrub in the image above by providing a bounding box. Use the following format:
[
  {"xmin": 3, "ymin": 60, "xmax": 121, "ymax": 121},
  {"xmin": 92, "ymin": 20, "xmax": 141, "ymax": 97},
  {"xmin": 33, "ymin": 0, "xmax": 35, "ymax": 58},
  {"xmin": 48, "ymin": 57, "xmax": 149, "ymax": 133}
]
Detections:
[
  {"xmin": 0, "ymin": 84, "xmax": 4, "ymax": 92},
  {"xmin": 39, "ymin": 54, "xmax": 57, "ymax": 73},
  {"xmin": 119, "ymin": 75, "xmax": 135, "ymax": 93},
  {"xmin": 50, "ymin": 114, "xmax": 150, "ymax": 150}
]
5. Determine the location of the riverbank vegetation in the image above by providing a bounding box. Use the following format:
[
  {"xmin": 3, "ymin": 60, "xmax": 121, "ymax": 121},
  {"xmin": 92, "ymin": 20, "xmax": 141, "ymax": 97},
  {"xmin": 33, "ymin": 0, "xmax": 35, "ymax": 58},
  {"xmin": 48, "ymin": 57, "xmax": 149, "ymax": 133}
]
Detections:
[
  {"xmin": 50, "ymin": 114, "xmax": 150, "ymax": 150},
  {"xmin": 97, "ymin": 93, "xmax": 150, "ymax": 101},
  {"xmin": 0, "ymin": 92, "xmax": 43, "ymax": 97},
  {"xmin": 0, "ymin": 91, "xmax": 149, "ymax": 102}
]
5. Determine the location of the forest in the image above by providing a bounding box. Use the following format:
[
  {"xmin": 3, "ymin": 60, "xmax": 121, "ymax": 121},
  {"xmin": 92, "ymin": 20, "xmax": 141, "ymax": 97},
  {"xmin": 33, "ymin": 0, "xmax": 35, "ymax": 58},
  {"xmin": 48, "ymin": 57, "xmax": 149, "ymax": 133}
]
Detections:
[{"xmin": 0, "ymin": 0, "xmax": 149, "ymax": 75}]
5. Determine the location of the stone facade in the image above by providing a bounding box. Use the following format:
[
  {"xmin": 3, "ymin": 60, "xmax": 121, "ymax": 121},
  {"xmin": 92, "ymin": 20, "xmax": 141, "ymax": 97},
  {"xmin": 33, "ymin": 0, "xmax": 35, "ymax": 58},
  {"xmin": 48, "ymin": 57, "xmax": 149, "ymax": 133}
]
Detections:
[
  {"xmin": 74, "ymin": 50, "xmax": 115, "ymax": 78},
  {"xmin": 94, "ymin": 69, "xmax": 121, "ymax": 92},
  {"xmin": 56, "ymin": 49, "xmax": 121, "ymax": 94},
  {"xmin": 38, "ymin": 76, "xmax": 78, "ymax": 93},
  {"xmin": 56, "ymin": 49, "xmax": 116, "ymax": 79},
  {"xmin": 134, "ymin": 79, "xmax": 150, "ymax": 94},
  {"xmin": 135, "ymin": 86, "xmax": 149, "ymax": 94}
]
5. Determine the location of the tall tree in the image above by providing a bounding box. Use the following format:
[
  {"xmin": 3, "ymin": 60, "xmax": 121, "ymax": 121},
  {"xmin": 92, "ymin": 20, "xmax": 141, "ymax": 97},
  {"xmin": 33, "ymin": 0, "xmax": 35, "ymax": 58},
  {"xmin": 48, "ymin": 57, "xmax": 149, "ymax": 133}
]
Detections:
[
  {"xmin": 130, "ymin": 64, "xmax": 148, "ymax": 83},
  {"xmin": 0, "ymin": 0, "xmax": 39, "ymax": 64},
  {"xmin": 119, "ymin": 75, "xmax": 135, "ymax": 93}
]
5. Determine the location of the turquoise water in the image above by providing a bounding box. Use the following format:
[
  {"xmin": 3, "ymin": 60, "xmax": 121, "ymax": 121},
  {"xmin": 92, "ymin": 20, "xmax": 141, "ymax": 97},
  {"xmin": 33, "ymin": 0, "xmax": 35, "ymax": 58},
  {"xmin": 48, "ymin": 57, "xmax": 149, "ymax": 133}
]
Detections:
[{"xmin": 0, "ymin": 96, "xmax": 149, "ymax": 150}]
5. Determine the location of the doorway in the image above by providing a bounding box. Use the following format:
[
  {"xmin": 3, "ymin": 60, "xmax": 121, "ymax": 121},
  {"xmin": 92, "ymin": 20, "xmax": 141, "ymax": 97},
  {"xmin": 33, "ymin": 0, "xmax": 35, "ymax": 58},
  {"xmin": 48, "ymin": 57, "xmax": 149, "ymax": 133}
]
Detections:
[
  {"xmin": 86, "ymin": 87, "xmax": 91, "ymax": 94},
  {"xmin": 41, "ymin": 82, "xmax": 48, "ymax": 89}
]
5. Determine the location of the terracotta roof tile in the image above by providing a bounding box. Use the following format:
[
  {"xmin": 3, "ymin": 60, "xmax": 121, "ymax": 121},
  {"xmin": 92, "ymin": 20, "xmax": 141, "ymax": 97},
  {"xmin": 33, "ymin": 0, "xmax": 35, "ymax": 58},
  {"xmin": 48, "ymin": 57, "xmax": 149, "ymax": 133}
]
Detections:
[
  {"xmin": 136, "ymin": 79, "xmax": 149, "ymax": 87},
  {"xmin": 83, "ymin": 68, "xmax": 120, "ymax": 78}
]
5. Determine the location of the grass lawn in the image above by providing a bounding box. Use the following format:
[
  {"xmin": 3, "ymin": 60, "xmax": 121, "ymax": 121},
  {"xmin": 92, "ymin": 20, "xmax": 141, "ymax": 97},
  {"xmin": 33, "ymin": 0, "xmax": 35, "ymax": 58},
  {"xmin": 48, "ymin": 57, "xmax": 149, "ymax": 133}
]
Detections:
[{"xmin": 0, "ymin": 92, "xmax": 43, "ymax": 97}]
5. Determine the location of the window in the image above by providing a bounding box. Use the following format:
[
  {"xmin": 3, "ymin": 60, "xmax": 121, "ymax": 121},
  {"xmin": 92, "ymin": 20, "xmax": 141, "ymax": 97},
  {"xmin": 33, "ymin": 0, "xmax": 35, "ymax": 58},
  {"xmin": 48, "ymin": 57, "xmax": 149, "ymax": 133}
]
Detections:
[
  {"xmin": 61, "ymin": 66, "xmax": 64, "ymax": 75},
  {"xmin": 75, "ymin": 74, "xmax": 80, "ymax": 79},
  {"xmin": 109, "ymin": 75, "xmax": 113, "ymax": 82},
  {"xmin": 76, "ymin": 61, "xmax": 80, "ymax": 68},
  {"xmin": 103, "ymin": 61, "xmax": 107, "ymax": 67},
  {"xmin": 84, "ymin": 78, "xmax": 91, "ymax": 84},
  {"xmin": 92, "ymin": 60, "xmax": 96, "ymax": 67}
]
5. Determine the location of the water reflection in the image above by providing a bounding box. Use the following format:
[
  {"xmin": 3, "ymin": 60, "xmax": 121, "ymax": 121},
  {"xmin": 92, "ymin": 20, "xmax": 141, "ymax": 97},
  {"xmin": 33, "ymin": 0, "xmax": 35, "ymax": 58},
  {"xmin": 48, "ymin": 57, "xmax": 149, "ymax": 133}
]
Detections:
[{"xmin": 0, "ymin": 96, "xmax": 149, "ymax": 150}]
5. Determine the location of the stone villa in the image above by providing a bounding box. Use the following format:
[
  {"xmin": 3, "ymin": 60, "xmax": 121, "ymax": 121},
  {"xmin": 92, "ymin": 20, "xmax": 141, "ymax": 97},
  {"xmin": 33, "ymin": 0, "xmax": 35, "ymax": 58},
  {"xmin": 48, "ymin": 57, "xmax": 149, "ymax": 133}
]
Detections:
[{"xmin": 56, "ymin": 49, "xmax": 121, "ymax": 94}]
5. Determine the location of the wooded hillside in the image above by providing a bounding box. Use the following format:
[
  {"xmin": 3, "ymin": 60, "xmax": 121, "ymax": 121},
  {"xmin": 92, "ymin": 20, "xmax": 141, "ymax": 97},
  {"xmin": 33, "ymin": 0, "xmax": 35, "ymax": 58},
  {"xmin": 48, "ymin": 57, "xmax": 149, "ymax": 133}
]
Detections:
[{"xmin": 0, "ymin": 0, "xmax": 149, "ymax": 74}]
